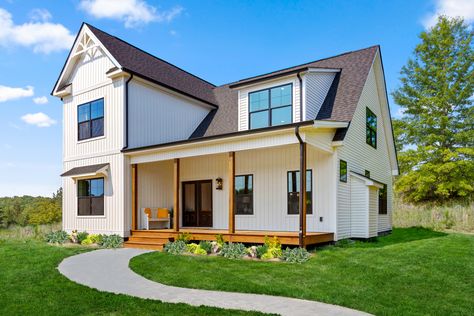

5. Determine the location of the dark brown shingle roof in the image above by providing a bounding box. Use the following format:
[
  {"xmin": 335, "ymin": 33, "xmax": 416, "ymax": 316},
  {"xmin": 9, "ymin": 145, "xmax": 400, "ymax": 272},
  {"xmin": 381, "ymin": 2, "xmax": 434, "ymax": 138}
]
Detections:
[
  {"xmin": 61, "ymin": 163, "xmax": 109, "ymax": 177},
  {"xmin": 86, "ymin": 24, "xmax": 218, "ymax": 107}
]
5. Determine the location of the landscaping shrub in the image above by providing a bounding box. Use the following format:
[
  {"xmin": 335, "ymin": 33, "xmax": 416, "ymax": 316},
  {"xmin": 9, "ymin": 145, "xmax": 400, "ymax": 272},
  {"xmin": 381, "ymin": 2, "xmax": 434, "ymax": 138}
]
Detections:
[
  {"xmin": 281, "ymin": 247, "xmax": 311, "ymax": 263},
  {"xmin": 220, "ymin": 242, "xmax": 247, "ymax": 259},
  {"xmin": 261, "ymin": 236, "xmax": 282, "ymax": 259},
  {"xmin": 44, "ymin": 230, "xmax": 69, "ymax": 244},
  {"xmin": 100, "ymin": 234, "xmax": 123, "ymax": 248},
  {"xmin": 256, "ymin": 244, "xmax": 268, "ymax": 258},
  {"xmin": 164, "ymin": 240, "xmax": 186, "ymax": 255},
  {"xmin": 198, "ymin": 240, "xmax": 212, "ymax": 254},
  {"xmin": 176, "ymin": 232, "xmax": 192, "ymax": 243},
  {"xmin": 81, "ymin": 234, "xmax": 102, "ymax": 245},
  {"xmin": 76, "ymin": 231, "xmax": 89, "ymax": 244},
  {"xmin": 193, "ymin": 245, "xmax": 207, "ymax": 255},
  {"xmin": 215, "ymin": 234, "xmax": 225, "ymax": 247},
  {"xmin": 186, "ymin": 243, "xmax": 198, "ymax": 253}
]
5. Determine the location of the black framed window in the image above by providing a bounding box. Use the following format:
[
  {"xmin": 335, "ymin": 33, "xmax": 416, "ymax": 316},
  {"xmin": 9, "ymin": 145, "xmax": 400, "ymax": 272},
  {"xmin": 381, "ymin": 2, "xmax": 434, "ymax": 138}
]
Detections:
[
  {"xmin": 340, "ymin": 160, "xmax": 347, "ymax": 182},
  {"xmin": 366, "ymin": 107, "xmax": 377, "ymax": 148},
  {"xmin": 78, "ymin": 178, "xmax": 104, "ymax": 216},
  {"xmin": 249, "ymin": 84, "xmax": 292, "ymax": 129},
  {"xmin": 379, "ymin": 183, "xmax": 388, "ymax": 214},
  {"xmin": 78, "ymin": 99, "xmax": 104, "ymax": 140},
  {"xmin": 287, "ymin": 170, "xmax": 312, "ymax": 215},
  {"xmin": 235, "ymin": 175, "xmax": 253, "ymax": 215},
  {"xmin": 365, "ymin": 170, "xmax": 371, "ymax": 178}
]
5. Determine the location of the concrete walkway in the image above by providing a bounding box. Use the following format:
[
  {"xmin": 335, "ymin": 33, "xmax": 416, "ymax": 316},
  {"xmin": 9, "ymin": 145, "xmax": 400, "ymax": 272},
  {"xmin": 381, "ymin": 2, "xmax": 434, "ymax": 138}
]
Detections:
[{"xmin": 58, "ymin": 248, "xmax": 371, "ymax": 316}]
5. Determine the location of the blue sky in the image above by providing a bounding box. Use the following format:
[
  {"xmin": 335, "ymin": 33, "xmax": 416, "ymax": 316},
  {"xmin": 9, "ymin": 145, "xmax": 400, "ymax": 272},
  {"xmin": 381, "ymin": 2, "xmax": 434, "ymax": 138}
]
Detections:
[{"xmin": 0, "ymin": 0, "xmax": 473, "ymax": 197}]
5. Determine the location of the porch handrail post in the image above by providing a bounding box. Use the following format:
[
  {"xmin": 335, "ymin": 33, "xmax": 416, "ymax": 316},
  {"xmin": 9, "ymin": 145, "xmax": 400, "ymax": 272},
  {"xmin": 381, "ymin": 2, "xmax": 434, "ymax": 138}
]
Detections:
[
  {"xmin": 228, "ymin": 152, "xmax": 235, "ymax": 234},
  {"xmin": 299, "ymin": 142, "xmax": 307, "ymax": 247},
  {"xmin": 132, "ymin": 164, "xmax": 138, "ymax": 231},
  {"xmin": 173, "ymin": 158, "xmax": 180, "ymax": 232}
]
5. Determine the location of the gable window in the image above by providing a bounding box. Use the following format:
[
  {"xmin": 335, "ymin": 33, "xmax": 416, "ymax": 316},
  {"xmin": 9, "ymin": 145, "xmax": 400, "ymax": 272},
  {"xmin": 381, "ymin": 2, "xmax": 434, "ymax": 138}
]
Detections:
[
  {"xmin": 78, "ymin": 99, "xmax": 104, "ymax": 141},
  {"xmin": 235, "ymin": 175, "xmax": 253, "ymax": 215},
  {"xmin": 366, "ymin": 107, "xmax": 377, "ymax": 148},
  {"xmin": 78, "ymin": 178, "xmax": 104, "ymax": 216},
  {"xmin": 249, "ymin": 84, "xmax": 292, "ymax": 129},
  {"xmin": 287, "ymin": 170, "xmax": 313, "ymax": 215},
  {"xmin": 340, "ymin": 160, "xmax": 347, "ymax": 182},
  {"xmin": 379, "ymin": 183, "xmax": 388, "ymax": 214}
]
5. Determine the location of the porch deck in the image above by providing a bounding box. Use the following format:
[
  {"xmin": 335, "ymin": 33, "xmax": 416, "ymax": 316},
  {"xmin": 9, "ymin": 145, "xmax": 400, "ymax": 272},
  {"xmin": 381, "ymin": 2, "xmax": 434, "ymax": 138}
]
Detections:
[{"xmin": 124, "ymin": 228, "xmax": 334, "ymax": 250}]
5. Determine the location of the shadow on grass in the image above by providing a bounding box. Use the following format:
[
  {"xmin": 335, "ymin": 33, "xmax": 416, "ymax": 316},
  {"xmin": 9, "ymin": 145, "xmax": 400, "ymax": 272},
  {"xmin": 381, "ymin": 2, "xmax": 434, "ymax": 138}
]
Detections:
[{"xmin": 316, "ymin": 227, "xmax": 448, "ymax": 251}]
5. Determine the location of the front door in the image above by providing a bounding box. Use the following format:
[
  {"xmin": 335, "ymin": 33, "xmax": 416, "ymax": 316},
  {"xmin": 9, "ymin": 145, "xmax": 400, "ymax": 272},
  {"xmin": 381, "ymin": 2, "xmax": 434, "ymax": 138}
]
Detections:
[{"xmin": 182, "ymin": 180, "xmax": 213, "ymax": 227}]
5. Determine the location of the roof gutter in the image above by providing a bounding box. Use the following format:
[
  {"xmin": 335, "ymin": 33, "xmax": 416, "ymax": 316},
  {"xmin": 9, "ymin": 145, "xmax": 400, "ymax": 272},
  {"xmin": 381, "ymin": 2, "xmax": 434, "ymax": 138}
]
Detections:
[
  {"xmin": 122, "ymin": 73, "xmax": 134, "ymax": 150},
  {"xmin": 295, "ymin": 126, "xmax": 307, "ymax": 248}
]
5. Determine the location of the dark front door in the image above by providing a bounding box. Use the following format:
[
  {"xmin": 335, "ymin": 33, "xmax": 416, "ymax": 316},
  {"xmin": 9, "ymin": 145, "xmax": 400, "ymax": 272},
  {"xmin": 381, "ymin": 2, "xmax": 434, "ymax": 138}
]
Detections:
[{"xmin": 182, "ymin": 180, "xmax": 213, "ymax": 227}]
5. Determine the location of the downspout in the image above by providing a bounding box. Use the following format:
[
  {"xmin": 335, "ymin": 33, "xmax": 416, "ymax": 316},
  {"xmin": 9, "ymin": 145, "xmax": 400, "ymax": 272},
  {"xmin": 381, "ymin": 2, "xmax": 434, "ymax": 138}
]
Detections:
[
  {"xmin": 123, "ymin": 73, "xmax": 134, "ymax": 150},
  {"xmin": 295, "ymin": 126, "xmax": 306, "ymax": 248}
]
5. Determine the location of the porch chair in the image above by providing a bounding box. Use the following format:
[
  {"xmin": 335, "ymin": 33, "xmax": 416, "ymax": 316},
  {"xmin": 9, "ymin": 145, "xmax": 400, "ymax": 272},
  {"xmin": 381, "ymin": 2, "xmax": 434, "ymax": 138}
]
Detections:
[{"xmin": 142, "ymin": 208, "xmax": 171, "ymax": 230}]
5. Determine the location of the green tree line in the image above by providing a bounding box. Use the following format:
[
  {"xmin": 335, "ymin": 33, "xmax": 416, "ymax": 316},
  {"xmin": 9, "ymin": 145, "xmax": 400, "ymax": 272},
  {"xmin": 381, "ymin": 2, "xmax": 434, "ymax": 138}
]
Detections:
[{"xmin": 0, "ymin": 188, "xmax": 62, "ymax": 227}]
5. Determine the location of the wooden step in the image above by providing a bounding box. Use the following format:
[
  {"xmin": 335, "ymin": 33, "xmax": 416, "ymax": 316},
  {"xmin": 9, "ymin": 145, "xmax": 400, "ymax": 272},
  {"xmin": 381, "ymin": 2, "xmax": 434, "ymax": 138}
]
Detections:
[
  {"xmin": 128, "ymin": 236, "xmax": 170, "ymax": 243},
  {"xmin": 130, "ymin": 230, "xmax": 175, "ymax": 238},
  {"xmin": 124, "ymin": 241, "xmax": 164, "ymax": 251}
]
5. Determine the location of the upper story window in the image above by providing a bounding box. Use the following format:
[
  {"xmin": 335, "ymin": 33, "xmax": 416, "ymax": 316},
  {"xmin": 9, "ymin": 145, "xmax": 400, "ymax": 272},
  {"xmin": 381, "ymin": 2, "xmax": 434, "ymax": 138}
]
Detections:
[
  {"xmin": 249, "ymin": 84, "xmax": 292, "ymax": 129},
  {"xmin": 366, "ymin": 107, "xmax": 377, "ymax": 148},
  {"xmin": 78, "ymin": 99, "xmax": 104, "ymax": 141}
]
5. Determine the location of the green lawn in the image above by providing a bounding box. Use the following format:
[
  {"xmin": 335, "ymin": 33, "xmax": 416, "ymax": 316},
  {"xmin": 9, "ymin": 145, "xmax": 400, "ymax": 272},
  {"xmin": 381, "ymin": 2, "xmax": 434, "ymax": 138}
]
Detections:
[
  {"xmin": 0, "ymin": 238, "xmax": 262, "ymax": 316},
  {"xmin": 130, "ymin": 228, "xmax": 474, "ymax": 316}
]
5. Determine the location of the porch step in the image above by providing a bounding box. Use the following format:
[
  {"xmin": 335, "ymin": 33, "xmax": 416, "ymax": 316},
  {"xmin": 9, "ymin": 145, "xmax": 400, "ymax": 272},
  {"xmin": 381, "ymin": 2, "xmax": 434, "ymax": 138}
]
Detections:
[
  {"xmin": 130, "ymin": 230, "xmax": 175, "ymax": 238},
  {"xmin": 124, "ymin": 241, "xmax": 164, "ymax": 251},
  {"xmin": 128, "ymin": 236, "xmax": 170, "ymax": 244}
]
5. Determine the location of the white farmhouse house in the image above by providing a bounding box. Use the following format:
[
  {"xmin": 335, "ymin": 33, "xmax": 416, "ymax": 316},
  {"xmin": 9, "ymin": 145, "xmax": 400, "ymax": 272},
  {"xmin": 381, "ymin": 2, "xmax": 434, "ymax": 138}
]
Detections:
[{"xmin": 53, "ymin": 23, "xmax": 398, "ymax": 249}]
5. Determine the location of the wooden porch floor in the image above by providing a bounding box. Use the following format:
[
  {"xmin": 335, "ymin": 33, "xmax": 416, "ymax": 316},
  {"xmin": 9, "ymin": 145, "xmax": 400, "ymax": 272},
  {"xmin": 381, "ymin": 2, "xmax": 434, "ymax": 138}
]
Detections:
[{"xmin": 124, "ymin": 228, "xmax": 334, "ymax": 250}]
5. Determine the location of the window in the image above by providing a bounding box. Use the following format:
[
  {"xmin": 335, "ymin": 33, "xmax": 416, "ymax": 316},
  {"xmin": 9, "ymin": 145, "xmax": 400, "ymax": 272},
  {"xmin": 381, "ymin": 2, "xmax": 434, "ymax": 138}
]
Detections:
[
  {"xmin": 365, "ymin": 170, "xmax": 371, "ymax": 178},
  {"xmin": 366, "ymin": 107, "xmax": 377, "ymax": 148},
  {"xmin": 379, "ymin": 183, "xmax": 388, "ymax": 214},
  {"xmin": 78, "ymin": 178, "xmax": 104, "ymax": 216},
  {"xmin": 235, "ymin": 175, "xmax": 253, "ymax": 215},
  {"xmin": 78, "ymin": 99, "xmax": 104, "ymax": 140},
  {"xmin": 287, "ymin": 170, "xmax": 312, "ymax": 215},
  {"xmin": 249, "ymin": 84, "xmax": 292, "ymax": 129},
  {"xmin": 340, "ymin": 160, "xmax": 347, "ymax": 182}
]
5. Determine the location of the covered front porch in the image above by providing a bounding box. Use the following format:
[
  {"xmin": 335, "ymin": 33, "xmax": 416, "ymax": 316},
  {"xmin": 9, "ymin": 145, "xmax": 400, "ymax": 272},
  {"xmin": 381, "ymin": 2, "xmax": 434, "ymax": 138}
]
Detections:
[{"xmin": 125, "ymin": 124, "xmax": 340, "ymax": 249}]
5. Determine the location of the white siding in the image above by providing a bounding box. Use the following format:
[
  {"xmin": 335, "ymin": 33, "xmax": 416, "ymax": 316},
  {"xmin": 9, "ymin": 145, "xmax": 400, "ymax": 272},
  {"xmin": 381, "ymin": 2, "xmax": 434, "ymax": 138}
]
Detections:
[
  {"xmin": 62, "ymin": 153, "xmax": 128, "ymax": 236},
  {"xmin": 238, "ymin": 76, "xmax": 301, "ymax": 131},
  {"xmin": 304, "ymin": 73, "xmax": 336, "ymax": 120},
  {"xmin": 368, "ymin": 187, "xmax": 378, "ymax": 237},
  {"xmin": 350, "ymin": 176, "xmax": 368, "ymax": 238},
  {"xmin": 134, "ymin": 144, "xmax": 336, "ymax": 233},
  {"xmin": 336, "ymin": 58, "xmax": 393, "ymax": 239},
  {"xmin": 128, "ymin": 80, "xmax": 211, "ymax": 148}
]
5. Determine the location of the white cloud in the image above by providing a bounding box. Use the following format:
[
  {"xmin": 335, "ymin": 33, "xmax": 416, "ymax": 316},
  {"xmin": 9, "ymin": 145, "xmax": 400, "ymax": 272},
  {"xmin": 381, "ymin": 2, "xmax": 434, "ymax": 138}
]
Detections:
[
  {"xmin": 21, "ymin": 112, "xmax": 57, "ymax": 127},
  {"xmin": 0, "ymin": 85, "xmax": 34, "ymax": 103},
  {"xmin": 33, "ymin": 96, "xmax": 48, "ymax": 104},
  {"xmin": 423, "ymin": 0, "xmax": 474, "ymax": 29},
  {"xmin": 29, "ymin": 8, "xmax": 52, "ymax": 22},
  {"xmin": 0, "ymin": 8, "xmax": 75, "ymax": 53},
  {"xmin": 79, "ymin": 0, "xmax": 183, "ymax": 28}
]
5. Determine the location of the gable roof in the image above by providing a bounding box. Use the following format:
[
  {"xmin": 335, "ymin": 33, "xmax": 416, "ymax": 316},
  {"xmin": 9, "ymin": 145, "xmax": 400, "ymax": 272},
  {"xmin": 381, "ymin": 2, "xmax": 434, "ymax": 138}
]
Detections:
[{"xmin": 84, "ymin": 24, "xmax": 218, "ymax": 107}]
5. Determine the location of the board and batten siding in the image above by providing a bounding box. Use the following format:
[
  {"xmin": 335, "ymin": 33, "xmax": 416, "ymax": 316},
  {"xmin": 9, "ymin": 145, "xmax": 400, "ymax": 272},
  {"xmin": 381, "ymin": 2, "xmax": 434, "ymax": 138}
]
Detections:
[
  {"xmin": 238, "ymin": 76, "xmax": 301, "ymax": 131},
  {"xmin": 336, "ymin": 55, "xmax": 393, "ymax": 240},
  {"xmin": 134, "ymin": 144, "xmax": 336, "ymax": 233},
  {"xmin": 128, "ymin": 79, "xmax": 211, "ymax": 149},
  {"xmin": 304, "ymin": 72, "xmax": 336, "ymax": 120},
  {"xmin": 62, "ymin": 49, "xmax": 129, "ymax": 236},
  {"xmin": 62, "ymin": 153, "xmax": 129, "ymax": 236}
]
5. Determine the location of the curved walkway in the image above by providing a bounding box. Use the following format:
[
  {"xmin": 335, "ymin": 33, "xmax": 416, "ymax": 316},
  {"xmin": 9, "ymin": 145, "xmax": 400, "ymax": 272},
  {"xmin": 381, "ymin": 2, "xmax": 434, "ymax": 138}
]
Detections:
[{"xmin": 58, "ymin": 248, "xmax": 371, "ymax": 316}]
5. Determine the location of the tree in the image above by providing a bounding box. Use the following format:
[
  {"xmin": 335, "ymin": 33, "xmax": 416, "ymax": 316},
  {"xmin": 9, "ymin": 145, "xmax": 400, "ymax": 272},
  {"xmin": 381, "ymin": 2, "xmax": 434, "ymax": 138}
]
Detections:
[{"xmin": 392, "ymin": 16, "xmax": 474, "ymax": 203}]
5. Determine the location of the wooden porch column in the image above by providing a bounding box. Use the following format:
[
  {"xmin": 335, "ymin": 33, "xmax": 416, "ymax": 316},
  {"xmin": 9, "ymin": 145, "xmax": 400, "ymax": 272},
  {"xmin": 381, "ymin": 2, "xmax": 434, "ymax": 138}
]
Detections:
[
  {"xmin": 228, "ymin": 152, "xmax": 235, "ymax": 234},
  {"xmin": 173, "ymin": 158, "xmax": 180, "ymax": 232},
  {"xmin": 299, "ymin": 143, "xmax": 307, "ymax": 247},
  {"xmin": 131, "ymin": 164, "xmax": 138, "ymax": 231}
]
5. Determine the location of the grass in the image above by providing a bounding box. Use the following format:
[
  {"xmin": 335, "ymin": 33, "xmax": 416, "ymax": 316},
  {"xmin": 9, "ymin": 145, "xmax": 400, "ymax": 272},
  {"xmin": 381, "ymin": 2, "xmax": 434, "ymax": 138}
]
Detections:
[
  {"xmin": 393, "ymin": 200, "xmax": 474, "ymax": 233},
  {"xmin": 130, "ymin": 227, "xmax": 474, "ymax": 316},
  {"xmin": 0, "ymin": 237, "xmax": 263, "ymax": 316}
]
